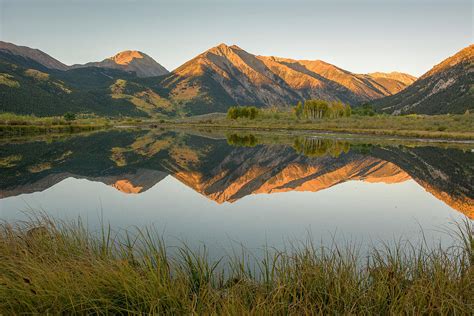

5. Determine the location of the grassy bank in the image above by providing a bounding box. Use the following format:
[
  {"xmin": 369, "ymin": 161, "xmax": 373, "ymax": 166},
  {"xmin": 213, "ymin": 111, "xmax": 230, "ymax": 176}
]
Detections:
[
  {"xmin": 0, "ymin": 113, "xmax": 112, "ymax": 136},
  {"xmin": 0, "ymin": 216, "xmax": 472, "ymax": 314},
  {"xmin": 169, "ymin": 111, "xmax": 474, "ymax": 141},
  {"xmin": 2, "ymin": 111, "xmax": 473, "ymax": 140}
]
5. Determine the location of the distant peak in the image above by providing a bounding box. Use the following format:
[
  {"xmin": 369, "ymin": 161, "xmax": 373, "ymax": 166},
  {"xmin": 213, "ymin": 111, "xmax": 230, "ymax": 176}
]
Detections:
[
  {"xmin": 368, "ymin": 71, "xmax": 417, "ymax": 84},
  {"xmin": 207, "ymin": 43, "xmax": 243, "ymax": 54},
  {"xmin": 109, "ymin": 50, "xmax": 144, "ymax": 65},
  {"xmin": 215, "ymin": 43, "xmax": 240, "ymax": 49}
]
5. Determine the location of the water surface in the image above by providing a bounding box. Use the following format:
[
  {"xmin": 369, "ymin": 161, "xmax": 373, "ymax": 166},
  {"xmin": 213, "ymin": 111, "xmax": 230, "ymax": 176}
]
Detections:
[{"xmin": 1, "ymin": 129, "xmax": 472, "ymax": 255}]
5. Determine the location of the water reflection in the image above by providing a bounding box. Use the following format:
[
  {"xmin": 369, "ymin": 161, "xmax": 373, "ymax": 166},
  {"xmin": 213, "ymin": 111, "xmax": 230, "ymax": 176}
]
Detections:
[{"xmin": 0, "ymin": 129, "xmax": 473, "ymax": 219}]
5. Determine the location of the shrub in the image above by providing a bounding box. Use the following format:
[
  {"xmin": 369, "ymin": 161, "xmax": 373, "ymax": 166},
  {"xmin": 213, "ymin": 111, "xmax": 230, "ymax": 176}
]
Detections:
[
  {"xmin": 352, "ymin": 104, "xmax": 375, "ymax": 116},
  {"xmin": 63, "ymin": 112, "xmax": 76, "ymax": 121},
  {"xmin": 227, "ymin": 106, "xmax": 260, "ymax": 120}
]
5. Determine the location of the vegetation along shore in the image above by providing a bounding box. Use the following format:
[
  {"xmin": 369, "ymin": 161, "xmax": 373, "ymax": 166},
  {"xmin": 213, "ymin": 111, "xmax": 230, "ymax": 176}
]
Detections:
[
  {"xmin": 0, "ymin": 216, "xmax": 472, "ymax": 314},
  {"xmin": 168, "ymin": 102, "xmax": 474, "ymax": 141},
  {"xmin": 0, "ymin": 113, "xmax": 111, "ymax": 136},
  {"xmin": 2, "ymin": 107, "xmax": 473, "ymax": 141}
]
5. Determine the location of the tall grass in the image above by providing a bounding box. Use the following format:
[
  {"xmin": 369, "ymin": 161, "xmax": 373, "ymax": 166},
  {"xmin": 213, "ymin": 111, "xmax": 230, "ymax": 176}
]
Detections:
[
  {"xmin": 0, "ymin": 113, "xmax": 112, "ymax": 136},
  {"xmin": 0, "ymin": 216, "xmax": 472, "ymax": 314}
]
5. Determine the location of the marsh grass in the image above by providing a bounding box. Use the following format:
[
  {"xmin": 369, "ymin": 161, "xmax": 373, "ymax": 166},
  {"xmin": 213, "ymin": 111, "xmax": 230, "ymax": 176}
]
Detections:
[
  {"xmin": 0, "ymin": 215, "xmax": 472, "ymax": 314},
  {"xmin": 173, "ymin": 112, "xmax": 474, "ymax": 140},
  {"xmin": 0, "ymin": 113, "xmax": 111, "ymax": 136}
]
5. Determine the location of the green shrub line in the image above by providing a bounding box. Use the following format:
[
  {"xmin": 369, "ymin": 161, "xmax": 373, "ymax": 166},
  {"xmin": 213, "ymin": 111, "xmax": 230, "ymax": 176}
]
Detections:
[{"xmin": 0, "ymin": 215, "xmax": 472, "ymax": 314}]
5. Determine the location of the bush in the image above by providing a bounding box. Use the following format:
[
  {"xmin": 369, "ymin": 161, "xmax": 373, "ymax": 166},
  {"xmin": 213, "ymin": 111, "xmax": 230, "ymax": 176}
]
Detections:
[
  {"xmin": 352, "ymin": 104, "xmax": 375, "ymax": 116},
  {"xmin": 227, "ymin": 106, "xmax": 260, "ymax": 120},
  {"xmin": 63, "ymin": 112, "xmax": 76, "ymax": 121}
]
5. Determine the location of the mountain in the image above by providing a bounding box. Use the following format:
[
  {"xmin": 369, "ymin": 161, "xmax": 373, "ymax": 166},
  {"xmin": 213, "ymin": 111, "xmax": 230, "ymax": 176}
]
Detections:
[
  {"xmin": 0, "ymin": 58, "xmax": 152, "ymax": 117},
  {"xmin": 0, "ymin": 42, "xmax": 175, "ymax": 117},
  {"xmin": 158, "ymin": 43, "xmax": 415, "ymax": 115},
  {"xmin": 0, "ymin": 41, "xmax": 68, "ymax": 71},
  {"xmin": 374, "ymin": 45, "xmax": 474, "ymax": 114},
  {"xmin": 0, "ymin": 41, "xmax": 416, "ymax": 117},
  {"xmin": 71, "ymin": 50, "xmax": 169, "ymax": 77},
  {"xmin": 0, "ymin": 41, "xmax": 168, "ymax": 77}
]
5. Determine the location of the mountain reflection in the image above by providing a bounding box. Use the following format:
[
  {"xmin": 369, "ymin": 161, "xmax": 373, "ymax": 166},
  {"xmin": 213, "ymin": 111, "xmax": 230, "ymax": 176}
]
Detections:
[{"xmin": 0, "ymin": 130, "xmax": 473, "ymax": 218}]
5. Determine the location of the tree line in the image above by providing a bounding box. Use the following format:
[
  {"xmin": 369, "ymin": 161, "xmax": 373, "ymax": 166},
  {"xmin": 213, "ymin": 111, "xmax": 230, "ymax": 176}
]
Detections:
[
  {"xmin": 227, "ymin": 106, "xmax": 259, "ymax": 120},
  {"xmin": 295, "ymin": 100, "xmax": 352, "ymax": 119}
]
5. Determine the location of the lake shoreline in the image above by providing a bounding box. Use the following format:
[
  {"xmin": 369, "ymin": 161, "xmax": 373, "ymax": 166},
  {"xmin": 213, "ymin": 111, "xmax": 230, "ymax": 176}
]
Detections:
[
  {"xmin": 157, "ymin": 122, "xmax": 474, "ymax": 143},
  {"xmin": 2, "ymin": 122, "xmax": 473, "ymax": 145},
  {"xmin": 1, "ymin": 112, "xmax": 473, "ymax": 142}
]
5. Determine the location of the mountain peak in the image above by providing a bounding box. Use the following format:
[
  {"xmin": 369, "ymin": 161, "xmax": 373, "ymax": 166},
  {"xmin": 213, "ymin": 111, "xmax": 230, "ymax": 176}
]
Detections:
[
  {"xmin": 109, "ymin": 50, "xmax": 145, "ymax": 65},
  {"xmin": 71, "ymin": 49, "xmax": 169, "ymax": 77},
  {"xmin": 206, "ymin": 43, "xmax": 243, "ymax": 54}
]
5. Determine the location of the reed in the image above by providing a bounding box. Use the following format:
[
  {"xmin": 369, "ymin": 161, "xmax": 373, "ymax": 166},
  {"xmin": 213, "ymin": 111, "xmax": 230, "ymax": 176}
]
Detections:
[{"xmin": 0, "ymin": 215, "xmax": 472, "ymax": 314}]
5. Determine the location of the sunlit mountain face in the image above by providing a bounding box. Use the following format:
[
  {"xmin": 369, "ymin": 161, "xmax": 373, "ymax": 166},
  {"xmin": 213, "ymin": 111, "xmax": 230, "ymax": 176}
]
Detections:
[{"xmin": 0, "ymin": 129, "xmax": 472, "ymax": 218}]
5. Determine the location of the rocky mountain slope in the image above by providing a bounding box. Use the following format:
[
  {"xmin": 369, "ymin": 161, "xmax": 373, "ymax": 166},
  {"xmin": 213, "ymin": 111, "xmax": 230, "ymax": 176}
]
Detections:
[
  {"xmin": 158, "ymin": 44, "xmax": 415, "ymax": 115},
  {"xmin": 374, "ymin": 45, "xmax": 474, "ymax": 114},
  {"xmin": 71, "ymin": 50, "xmax": 169, "ymax": 77}
]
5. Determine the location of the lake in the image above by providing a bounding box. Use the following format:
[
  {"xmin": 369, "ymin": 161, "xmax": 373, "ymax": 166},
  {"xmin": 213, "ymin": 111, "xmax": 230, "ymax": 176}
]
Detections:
[{"xmin": 1, "ymin": 129, "xmax": 473, "ymax": 257}]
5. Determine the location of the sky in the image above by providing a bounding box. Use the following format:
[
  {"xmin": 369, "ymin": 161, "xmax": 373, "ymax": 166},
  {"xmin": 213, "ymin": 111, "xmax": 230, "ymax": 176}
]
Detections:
[{"xmin": 0, "ymin": 0, "xmax": 472, "ymax": 76}]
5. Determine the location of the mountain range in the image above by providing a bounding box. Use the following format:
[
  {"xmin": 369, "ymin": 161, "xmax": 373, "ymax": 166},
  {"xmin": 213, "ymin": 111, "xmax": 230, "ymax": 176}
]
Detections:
[{"xmin": 0, "ymin": 40, "xmax": 472, "ymax": 116}]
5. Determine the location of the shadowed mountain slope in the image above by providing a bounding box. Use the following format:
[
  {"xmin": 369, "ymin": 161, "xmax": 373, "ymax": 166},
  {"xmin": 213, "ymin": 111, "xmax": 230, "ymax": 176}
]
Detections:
[
  {"xmin": 0, "ymin": 41, "xmax": 68, "ymax": 71},
  {"xmin": 374, "ymin": 45, "xmax": 474, "ymax": 114}
]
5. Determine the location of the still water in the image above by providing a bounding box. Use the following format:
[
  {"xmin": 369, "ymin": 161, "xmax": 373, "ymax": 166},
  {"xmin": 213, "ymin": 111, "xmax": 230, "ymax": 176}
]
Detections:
[{"xmin": 1, "ymin": 129, "xmax": 473, "ymax": 255}]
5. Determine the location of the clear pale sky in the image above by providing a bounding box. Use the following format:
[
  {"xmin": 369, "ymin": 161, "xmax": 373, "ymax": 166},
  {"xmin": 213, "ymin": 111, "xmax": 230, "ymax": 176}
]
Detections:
[{"xmin": 0, "ymin": 0, "xmax": 472, "ymax": 76}]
